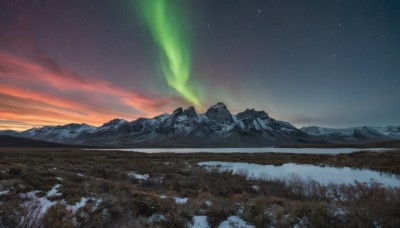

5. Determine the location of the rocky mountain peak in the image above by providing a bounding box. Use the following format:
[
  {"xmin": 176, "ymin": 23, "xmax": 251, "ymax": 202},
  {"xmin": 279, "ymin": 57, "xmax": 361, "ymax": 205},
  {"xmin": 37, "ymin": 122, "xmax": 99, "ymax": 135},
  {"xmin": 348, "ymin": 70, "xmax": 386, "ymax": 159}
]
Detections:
[
  {"xmin": 172, "ymin": 107, "xmax": 183, "ymax": 116},
  {"xmin": 6, "ymin": 101, "xmax": 398, "ymax": 147},
  {"xmin": 206, "ymin": 102, "xmax": 233, "ymax": 124},
  {"xmin": 103, "ymin": 118, "xmax": 127, "ymax": 126},
  {"xmin": 237, "ymin": 108, "xmax": 269, "ymax": 120},
  {"xmin": 183, "ymin": 106, "xmax": 198, "ymax": 119},
  {"xmin": 172, "ymin": 107, "xmax": 183, "ymax": 115}
]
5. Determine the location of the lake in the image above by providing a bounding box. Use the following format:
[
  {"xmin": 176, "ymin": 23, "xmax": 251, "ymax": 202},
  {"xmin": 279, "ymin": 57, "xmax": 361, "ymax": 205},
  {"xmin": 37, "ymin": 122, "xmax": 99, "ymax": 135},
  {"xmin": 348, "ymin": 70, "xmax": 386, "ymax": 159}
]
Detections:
[
  {"xmin": 90, "ymin": 147, "xmax": 392, "ymax": 154},
  {"xmin": 198, "ymin": 161, "xmax": 400, "ymax": 187}
]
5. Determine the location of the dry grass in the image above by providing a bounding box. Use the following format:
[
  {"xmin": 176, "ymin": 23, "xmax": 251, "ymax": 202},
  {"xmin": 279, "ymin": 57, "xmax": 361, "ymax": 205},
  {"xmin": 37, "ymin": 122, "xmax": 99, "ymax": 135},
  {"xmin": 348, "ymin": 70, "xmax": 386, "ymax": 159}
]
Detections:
[{"xmin": 0, "ymin": 148, "xmax": 399, "ymax": 227}]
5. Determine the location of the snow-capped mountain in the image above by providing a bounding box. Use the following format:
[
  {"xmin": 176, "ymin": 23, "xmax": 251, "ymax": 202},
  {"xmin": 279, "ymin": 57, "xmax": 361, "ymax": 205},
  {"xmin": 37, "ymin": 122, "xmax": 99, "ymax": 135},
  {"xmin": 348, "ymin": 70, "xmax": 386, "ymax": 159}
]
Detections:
[
  {"xmin": 3, "ymin": 102, "xmax": 398, "ymax": 147},
  {"xmin": 20, "ymin": 123, "xmax": 96, "ymax": 142},
  {"xmin": 94, "ymin": 119, "xmax": 128, "ymax": 133},
  {"xmin": 3, "ymin": 102, "xmax": 315, "ymax": 147},
  {"xmin": 74, "ymin": 102, "xmax": 314, "ymax": 147},
  {"xmin": 300, "ymin": 126, "xmax": 400, "ymax": 142}
]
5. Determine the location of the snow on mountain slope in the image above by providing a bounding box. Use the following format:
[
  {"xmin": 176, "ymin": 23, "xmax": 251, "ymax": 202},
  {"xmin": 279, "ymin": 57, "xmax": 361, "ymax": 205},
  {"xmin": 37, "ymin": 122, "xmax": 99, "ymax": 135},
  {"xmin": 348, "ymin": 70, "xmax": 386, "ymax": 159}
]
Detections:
[
  {"xmin": 94, "ymin": 119, "xmax": 128, "ymax": 132},
  {"xmin": 300, "ymin": 126, "xmax": 354, "ymax": 136},
  {"xmin": 12, "ymin": 102, "xmax": 312, "ymax": 146},
  {"xmin": 301, "ymin": 126, "xmax": 400, "ymax": 141},
  {"xmin": 6, "ymin": 102, "xmax": 398, "ymax": 147},
  {"xmin": 371, "ymin": 126, "xmax": 400, "ymax": 139},
  {"xmin": 20, "ymin": 123, "xmax": 96, "ymax": 141}
]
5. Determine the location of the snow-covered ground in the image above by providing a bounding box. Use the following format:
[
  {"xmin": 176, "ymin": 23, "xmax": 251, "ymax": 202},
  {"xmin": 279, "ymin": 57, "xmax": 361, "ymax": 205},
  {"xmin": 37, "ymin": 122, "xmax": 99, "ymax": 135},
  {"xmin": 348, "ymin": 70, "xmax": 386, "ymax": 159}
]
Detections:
[
  {"xmin": 147, "ymin": 213, "xmax": 167, "ymax": 223},
  {"xmin": 18, "ymin": 184, "xmax": 102, "ymax": 226},
  {"xmin": 189, "ymin": 215, "xmax": 254, "ymax": 228},
  {"xmin": 158, "ymin": 194, "xmax": 189, "ymax": 204},
  {"xmin": 46, "ymin": 184, "xmax": 62, "ymax": 197},
  {"xmin": 199, "ymin": 161, "xmax": 400, "ymax": 187},
  {"xmin": 205, "ymin": 200, "xmax": 213, "ymax": 207},
  {"xmin": 127, "ymin": 171, "xmax": 150, "ymax": 180},
  {"xmin": 190, "ymin": 216, "xmax": 209, "ymax": 228},
  {"xmin": 173, "ymin": 197, "xmax": 188, "ymax": 204},
  {"xmin": 0, "ymin": 190, "xmax": 9, "ymax": 196},
  {"xmin": 68, "ymin": 197, "xmax": 90, "ymax": 213},
  {"xmin": 218, "ymin": 216, "xmax": 255, "ymax": 228}
]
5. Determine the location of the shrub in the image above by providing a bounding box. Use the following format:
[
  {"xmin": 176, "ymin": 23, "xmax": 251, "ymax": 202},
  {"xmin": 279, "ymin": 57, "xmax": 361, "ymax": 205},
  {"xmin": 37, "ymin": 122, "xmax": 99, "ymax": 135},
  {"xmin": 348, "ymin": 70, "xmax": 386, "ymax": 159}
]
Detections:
[{"xmin": 42, "ymin": 203, "xmax": 74, "ymax": 228}]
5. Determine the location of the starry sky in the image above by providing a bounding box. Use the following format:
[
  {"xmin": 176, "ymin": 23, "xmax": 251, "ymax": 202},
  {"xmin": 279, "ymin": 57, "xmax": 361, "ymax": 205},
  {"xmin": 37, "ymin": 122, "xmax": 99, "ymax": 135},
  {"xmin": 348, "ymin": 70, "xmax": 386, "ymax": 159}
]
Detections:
[{"xmin": 0, "ymin": 0, "xmax": 399, "ymax": 131}]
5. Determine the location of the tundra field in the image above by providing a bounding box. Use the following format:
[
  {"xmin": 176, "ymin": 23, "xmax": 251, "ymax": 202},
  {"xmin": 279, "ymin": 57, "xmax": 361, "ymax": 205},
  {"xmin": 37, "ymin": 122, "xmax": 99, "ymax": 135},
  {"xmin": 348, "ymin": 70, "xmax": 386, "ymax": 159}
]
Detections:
[{"xmin": 1, "ymin": 148, "xmax": 400, "ymax": 227}]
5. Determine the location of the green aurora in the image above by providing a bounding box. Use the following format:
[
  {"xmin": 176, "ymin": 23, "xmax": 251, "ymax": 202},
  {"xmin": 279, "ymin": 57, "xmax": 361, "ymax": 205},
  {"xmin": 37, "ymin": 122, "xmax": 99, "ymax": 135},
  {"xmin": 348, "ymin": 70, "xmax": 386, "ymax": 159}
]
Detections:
[{"xmin": 139, "ymin": 0, "xmax": 202, "ymax": 106}]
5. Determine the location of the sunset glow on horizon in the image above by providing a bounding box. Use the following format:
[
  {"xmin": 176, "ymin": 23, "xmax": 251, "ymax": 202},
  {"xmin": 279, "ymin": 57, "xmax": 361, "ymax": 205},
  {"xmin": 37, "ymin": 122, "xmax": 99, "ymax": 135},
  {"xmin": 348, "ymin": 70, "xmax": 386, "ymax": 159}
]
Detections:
[
  {"xmin": 1, "ymin": 1, "xmax": 399, "ymax": 130},
  {"xmin": 0, "ymin": 52, "xmax": 172, "ymax": 130}
]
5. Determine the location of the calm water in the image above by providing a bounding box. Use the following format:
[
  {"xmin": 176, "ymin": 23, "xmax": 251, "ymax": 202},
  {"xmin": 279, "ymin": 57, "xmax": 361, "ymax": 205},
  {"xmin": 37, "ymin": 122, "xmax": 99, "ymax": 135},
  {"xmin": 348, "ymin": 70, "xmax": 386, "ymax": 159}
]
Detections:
[
  {"xmin": 198, "ymin": 161, "xmax": 400, "ymax": 187},
  {"xmin": 90, "ymin": 147, "xmax": 392, "ymax": 154}
]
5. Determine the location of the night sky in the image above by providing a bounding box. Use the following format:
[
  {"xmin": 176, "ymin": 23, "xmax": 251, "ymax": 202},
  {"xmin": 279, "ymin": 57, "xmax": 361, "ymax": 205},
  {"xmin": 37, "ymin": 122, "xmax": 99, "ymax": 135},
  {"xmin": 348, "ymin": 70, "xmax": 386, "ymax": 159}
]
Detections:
[{"xmin": 1, "ymin": 0, "xmax": 399, "ymax": 131}]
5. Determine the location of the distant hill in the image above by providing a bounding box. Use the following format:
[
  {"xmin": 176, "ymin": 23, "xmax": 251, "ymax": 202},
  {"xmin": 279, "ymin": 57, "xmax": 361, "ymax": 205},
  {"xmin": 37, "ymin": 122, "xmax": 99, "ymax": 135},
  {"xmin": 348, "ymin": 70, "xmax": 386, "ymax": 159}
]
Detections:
[
  {"xmin": 300, "ymin": 126, "xmax": 400, "ymax": 143},
  {"xmin": 0, "ymin": 135, "xmax": 72, "ymax": 147}
]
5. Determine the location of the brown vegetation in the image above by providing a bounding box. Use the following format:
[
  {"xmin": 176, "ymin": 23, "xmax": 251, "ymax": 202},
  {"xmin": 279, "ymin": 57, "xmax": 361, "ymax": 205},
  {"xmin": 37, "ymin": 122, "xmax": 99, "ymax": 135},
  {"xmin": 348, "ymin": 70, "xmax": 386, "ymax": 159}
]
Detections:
[{"xmin": 0, "ymin": 148, "xmax": 399, "ymax": 227}]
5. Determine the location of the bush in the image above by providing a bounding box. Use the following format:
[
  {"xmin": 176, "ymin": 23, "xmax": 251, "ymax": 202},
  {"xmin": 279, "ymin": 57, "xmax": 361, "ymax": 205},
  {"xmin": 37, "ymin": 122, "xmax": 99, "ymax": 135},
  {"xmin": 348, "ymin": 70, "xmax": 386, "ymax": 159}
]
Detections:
[
  {"xmin": 42, "ymin": 203, "xmax": 74, "ymax": 228},
  {"xmin": 0, "ymin": 199, "xmax": 24, "ymax": 227}
]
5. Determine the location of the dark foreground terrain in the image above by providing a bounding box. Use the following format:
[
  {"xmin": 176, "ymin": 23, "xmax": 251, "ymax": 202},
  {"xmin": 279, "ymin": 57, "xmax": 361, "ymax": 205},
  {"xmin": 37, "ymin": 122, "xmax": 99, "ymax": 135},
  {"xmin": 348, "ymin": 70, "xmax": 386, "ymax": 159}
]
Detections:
[{"xmin": 1, "ymin": 148, "xmax": 400, "ymax": 227}]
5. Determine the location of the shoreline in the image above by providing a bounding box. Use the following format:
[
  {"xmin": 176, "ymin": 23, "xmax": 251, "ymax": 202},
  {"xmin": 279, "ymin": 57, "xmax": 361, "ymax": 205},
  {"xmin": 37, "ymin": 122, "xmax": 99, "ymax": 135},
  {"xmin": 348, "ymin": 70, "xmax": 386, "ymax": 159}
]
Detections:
[{"xmin": 1, "ymin": 147, "xmax": 400, "ymax": 173}]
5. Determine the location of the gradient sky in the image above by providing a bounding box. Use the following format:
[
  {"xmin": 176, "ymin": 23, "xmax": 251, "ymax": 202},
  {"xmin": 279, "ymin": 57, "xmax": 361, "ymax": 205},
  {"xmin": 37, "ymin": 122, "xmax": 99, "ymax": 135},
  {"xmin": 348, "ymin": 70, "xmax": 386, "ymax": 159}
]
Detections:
[{"xmin": 0, "ymin": 0, "xmax": 399, "ymax": 131}]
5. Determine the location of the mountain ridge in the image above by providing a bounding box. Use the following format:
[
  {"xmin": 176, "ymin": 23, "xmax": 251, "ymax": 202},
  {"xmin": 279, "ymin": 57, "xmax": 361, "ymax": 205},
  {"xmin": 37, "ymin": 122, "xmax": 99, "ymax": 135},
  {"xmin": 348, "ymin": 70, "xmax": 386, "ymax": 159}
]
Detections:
[{"xmin": 1, "ymin": 102, "xmax": 399, "ymax": 147}]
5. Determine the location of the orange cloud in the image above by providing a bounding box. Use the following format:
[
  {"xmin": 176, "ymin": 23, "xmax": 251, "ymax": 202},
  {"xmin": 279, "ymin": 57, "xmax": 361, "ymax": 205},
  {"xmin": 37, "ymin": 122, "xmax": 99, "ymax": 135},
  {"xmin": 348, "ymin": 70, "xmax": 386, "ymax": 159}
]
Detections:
[{"xmin": 0, "ymin": 52, "xmax": 171, "ymax": 130}]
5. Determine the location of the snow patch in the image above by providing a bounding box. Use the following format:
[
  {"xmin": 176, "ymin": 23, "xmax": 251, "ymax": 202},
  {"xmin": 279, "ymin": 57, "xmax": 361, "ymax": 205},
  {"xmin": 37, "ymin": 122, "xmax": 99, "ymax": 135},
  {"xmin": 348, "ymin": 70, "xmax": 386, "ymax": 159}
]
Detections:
[
  {"xmin": 92, "ymin": 198, "xmax": 103, "ymax": 211},
  {"xmin": 127, "ymin": 171, "xmax": 149, "ymax": 180},
  {"xmin": 68, "ymin": 197, "xmax": 89, "ymax": 213},
  {"xmin": 174, "ymin": 197, "xmax": 188, "ymax": 204},
  {"xmin": 218, "ymin": 216, "xmax": 254, "ymax": 228},
  {"xmin": 0, "ymin": 190, "xmax": 9, "ymax": 196},
  {"xmin": 46, "ymin": 184, "xmax": 62, "ymax": 197},
  {"xmin": 148, "ymin": 213, "xmax": 167, "ymax": 223},
  {"xmin": 18, "ymin": 184, "xmax": 103, "ymax": 226},
  {"xmin": 190, "ymin": 215, "xmax": 209, "ymax": 228},
  {"xmin": 251, "ymin": 185, "xmax": 260, "ymax": 191},
  {"xmin": 19, "ymin": 190, "xmax": 58, "ymax": 226},
  {"xmin": 48, "ymin": 167, "xmax": 57, "ymax": 173}
]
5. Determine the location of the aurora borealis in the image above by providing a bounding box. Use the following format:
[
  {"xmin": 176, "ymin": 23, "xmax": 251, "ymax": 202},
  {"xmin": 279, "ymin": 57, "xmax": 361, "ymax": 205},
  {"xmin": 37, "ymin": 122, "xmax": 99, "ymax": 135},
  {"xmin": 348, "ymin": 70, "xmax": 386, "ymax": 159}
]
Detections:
[
  {"xmin": 0, "ymin": 0, "xmax": 399, "ymax": 130},
  {"xmin": 139, "ymin": 0, "xmax": 202, "ymax": 106}
]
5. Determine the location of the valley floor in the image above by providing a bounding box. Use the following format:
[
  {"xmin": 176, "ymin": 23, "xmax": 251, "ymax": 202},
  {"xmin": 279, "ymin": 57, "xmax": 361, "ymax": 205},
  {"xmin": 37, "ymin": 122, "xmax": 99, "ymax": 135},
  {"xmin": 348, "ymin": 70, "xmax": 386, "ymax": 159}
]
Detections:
[{"xmin": 0, "ymin": 148, "xmax": 400, "ymax": 227}]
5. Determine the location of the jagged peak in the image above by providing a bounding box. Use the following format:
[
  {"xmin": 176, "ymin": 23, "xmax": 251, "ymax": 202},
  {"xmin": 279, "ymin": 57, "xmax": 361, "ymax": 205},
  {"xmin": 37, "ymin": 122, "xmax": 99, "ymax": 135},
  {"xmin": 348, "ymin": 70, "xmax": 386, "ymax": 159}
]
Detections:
[
  {"xmin": 206, "ymin": 102, "xmax": 233, "ymax": 124},
  {"xmin": 210, "ymin": 102, "xmax": 227, "ymax": 110},
  {"xmin": 172, "ymin": 107, "xmax": 183, "ymax": 116},
  {"xmin": 103, "ymin": 118, "xmax": 128, "ymax": 126},
  {"xmin": 153, "ymin": 112, "xmax": 170, "ymax": 120},
  {"xmin": 237, "ymin": 108, "xmax": 269, "ymax": 120},
  {"xmin": 183, "ymin": 106, "xmax": 198, "ymax": 119},
  {"xmin": 62, "ymin": 123, "xmax": 96, "ymax": 130}
]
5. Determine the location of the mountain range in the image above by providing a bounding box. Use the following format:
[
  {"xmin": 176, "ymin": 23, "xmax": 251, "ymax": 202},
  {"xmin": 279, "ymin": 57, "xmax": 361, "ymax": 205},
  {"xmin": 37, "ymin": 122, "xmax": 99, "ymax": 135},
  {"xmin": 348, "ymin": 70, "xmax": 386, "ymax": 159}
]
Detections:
[{"xmin": 1, "ymin": 102, "xmax": 399, "ymax": 147}]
